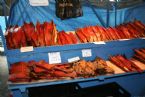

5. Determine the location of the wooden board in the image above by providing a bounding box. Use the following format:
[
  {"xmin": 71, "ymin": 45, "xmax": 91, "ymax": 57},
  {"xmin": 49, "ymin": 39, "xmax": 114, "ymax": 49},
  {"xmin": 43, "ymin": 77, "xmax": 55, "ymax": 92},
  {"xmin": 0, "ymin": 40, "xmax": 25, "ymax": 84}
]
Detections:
[
  {"xmin": 131, "ymin": 60, "xmax": 145, "ymax": 70},
  {"xmin": 106, "ymin": 61, "xmax": 125, "ymax": 74},
  {"xmin": 106, "ymin": 60, "xmax": 145, "ymax": 75}
]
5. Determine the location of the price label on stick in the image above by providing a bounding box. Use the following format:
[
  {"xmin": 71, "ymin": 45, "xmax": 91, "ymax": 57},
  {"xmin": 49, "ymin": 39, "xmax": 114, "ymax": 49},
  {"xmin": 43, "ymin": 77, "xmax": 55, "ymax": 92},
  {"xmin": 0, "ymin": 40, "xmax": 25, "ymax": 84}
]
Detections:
[
  {"xmin": 29, "ymin": 0, "xmax": 49, "ymax": 6},
  {"xmin": 48, "ymin": 52, "xmax": 61, "ymax": 64},
  {"xmin": 82, "ymin": 49, "xmax": 92, "ymax": 57}
]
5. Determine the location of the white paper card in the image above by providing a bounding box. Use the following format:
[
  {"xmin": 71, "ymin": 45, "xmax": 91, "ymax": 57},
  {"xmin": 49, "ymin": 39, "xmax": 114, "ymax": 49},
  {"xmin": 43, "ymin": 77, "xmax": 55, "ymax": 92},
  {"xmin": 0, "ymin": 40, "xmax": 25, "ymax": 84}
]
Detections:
[
  {"xmin": 82, "ymin": 49, "xmax": 92, "ymax": 57},
  {"xmin": 48, "ymin": 52, "xmax": 61, "ymax": 64},
  {"xmin": 93, "ymin": 41, "xmax": 106, "ymax": 44},
  {"xmin": 29, "ymin": 0, "xmax": 49, "ymax": 6},
  {"xmin": 119, "ymin": 39, "xmax": 130, "ymax": 41},
  {"xmin": 68, "ymin": 57, "xmax": 80, "ymax": 63},
  {"xmin": 109, "ymin": 0, "xmax": 115, "ymax": 2},
  {"xmin": 20, "ymin": 46, "xmax": 34, "ymax": 52}
]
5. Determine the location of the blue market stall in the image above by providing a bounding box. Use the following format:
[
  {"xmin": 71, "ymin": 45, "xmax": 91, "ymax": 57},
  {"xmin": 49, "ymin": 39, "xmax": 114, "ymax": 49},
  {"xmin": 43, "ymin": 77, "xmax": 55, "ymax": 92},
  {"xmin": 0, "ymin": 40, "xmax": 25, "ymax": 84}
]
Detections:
[{"xmin": 1, "ymin": 0, "xmax": 145, "ymax": 97}]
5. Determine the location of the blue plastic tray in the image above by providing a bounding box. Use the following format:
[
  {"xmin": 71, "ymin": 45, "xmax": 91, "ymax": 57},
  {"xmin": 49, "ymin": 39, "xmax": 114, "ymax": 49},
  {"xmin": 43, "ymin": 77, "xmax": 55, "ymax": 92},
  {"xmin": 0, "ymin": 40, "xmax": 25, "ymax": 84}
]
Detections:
[{"xmin": 5, "ymin": 38, "xmax": 145, "ymax": 65}]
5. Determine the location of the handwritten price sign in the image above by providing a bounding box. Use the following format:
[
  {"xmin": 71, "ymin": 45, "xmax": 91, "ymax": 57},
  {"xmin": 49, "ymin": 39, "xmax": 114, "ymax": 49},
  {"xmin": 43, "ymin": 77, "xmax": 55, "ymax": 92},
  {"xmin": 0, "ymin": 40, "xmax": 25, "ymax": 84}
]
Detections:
[
  {"xmin": 82, "ymin": 49, "xmax": 92, "ymax": 57},
  {"xmin": 48, "ymin": 52, "xmax": 61, "ymax": 64}
]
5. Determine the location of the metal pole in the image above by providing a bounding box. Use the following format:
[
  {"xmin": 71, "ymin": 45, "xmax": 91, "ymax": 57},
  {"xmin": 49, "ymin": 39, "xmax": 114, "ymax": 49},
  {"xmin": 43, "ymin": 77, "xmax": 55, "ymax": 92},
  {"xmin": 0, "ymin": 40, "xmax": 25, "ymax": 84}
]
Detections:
[
  {"xmin": 114, "ymin": 0, "xmax": 117, "ymax": 27},
  {"xmin": 106, "ymin": 0, "xmax": 110, "ymax": 27},
  {"xmin": 0, "ymin": 26, "xmax": 7, "ymax": 53}
]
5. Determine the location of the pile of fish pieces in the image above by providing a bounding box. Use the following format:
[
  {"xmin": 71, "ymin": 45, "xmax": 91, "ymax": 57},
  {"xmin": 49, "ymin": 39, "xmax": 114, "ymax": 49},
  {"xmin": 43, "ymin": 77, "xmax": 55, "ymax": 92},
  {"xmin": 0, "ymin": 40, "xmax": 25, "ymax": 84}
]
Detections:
[{"xmin": 9, "ymin": 57, "xmax": 114, "ymax": 83}]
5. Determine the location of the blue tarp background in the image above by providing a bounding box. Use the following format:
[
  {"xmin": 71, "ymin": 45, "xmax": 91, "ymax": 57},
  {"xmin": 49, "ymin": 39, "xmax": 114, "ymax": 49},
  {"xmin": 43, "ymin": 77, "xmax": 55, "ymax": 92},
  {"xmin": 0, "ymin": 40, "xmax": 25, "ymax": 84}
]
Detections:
[{"xmin": 7, "ymin": 0, "xmax": 145, "ymax": 31}]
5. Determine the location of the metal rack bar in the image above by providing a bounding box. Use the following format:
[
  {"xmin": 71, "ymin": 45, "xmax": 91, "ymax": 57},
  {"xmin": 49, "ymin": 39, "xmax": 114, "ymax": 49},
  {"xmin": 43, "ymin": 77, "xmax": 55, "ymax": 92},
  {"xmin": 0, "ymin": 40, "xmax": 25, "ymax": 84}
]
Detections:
[
  {"xmin": 115, "ymin": 0, "xmax": 117, "ymax": 26},
  {"xmin": 106, "ymin": 0, "xmax": 110, "ymax": 27},
  {"xmin": 0, "ymin": 26, "xmax": 7, "ymax": 53}
]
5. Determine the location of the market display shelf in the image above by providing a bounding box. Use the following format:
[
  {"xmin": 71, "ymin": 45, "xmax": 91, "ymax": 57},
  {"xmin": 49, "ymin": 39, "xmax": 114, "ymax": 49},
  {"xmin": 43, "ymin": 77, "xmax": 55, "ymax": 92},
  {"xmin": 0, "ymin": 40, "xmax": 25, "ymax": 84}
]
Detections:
[
  {"xmin": 1, "ymin": 0, "xmax": 145, "ymax": 96},
  {"xmin": 1, "ymin": 26, "xmax": 145, "ymax": 96},
  {"xmin": 8, "ymin": 59, "xmax": 145, "ymax": 92},
  {"xmin": 5, "ymin": 38, "xmax": 145, "ymax": 65},
  {"xmin": 8, "ymin": 71, "xmax": 145, "ymax": 92},
  {"xmin": 5, "ymin": 38, "xmax": 145, "ymax": 56}
]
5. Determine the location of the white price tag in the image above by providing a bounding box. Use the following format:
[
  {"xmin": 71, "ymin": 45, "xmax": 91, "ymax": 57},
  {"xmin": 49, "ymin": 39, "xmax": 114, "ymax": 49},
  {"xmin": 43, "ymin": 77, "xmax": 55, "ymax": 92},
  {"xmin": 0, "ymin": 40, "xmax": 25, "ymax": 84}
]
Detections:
[
  {"xmin": 48, "ymin": 52, "xmax": 61, "ymax": 64},
  {"xmin": 82, "ymin": 49, "xmax": 92, "ymax": 57},
  {"xmin": 93, "ymin": 41, "xmax": 106, "ymax": 44},
  {"xmin": 29, "ymin": 0, "xmax": 49, "ymax": 6},
  {"xmin": 20, "ymin": 46, "xmax": 34, "ymax": 52},
  {"xmin": 118, "ymin": 39, "xmax": 130, "ymax": 41},
  {"xmin": 68, "ymin": 57, "xmax": 80, "ymax": 63},
  {"xmin": 109, "ymin": 0, "xmax": 115, "ymax": 2}
]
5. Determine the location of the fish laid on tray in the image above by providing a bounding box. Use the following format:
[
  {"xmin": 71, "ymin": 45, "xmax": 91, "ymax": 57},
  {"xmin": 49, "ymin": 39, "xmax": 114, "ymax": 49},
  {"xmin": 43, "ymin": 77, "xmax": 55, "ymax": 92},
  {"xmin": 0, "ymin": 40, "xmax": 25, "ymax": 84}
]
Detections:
[
  {"xmin": 5, "ymin": 20, "xmax": 145, "ymax": 49},
  {"xmin": 9, "ymin": 57, "xmax": 114, "ymax": 83}
]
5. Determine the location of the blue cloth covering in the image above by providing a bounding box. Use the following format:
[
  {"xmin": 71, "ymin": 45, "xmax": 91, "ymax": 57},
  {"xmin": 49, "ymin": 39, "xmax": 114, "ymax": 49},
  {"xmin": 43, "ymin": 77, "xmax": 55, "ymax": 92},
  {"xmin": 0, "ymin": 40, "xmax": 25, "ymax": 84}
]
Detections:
[{"xmin": 7, "ymin": 0, "xmax": 145, "ymax": 31}]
